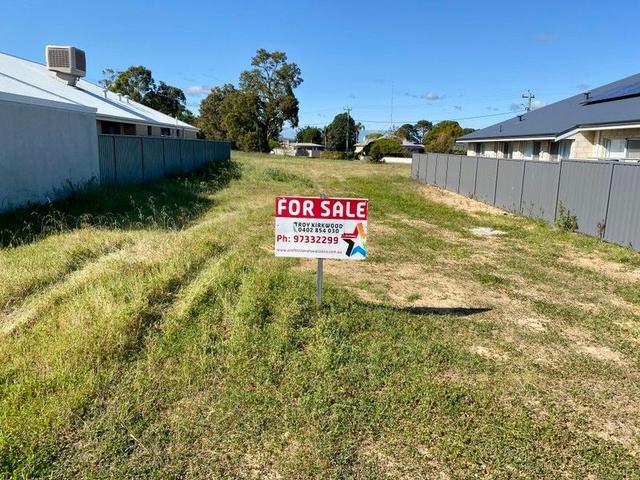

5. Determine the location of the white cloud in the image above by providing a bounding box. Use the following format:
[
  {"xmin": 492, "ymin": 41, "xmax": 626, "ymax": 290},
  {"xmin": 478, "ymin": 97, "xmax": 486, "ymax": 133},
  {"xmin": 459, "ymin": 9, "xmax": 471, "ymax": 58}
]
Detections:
[
  {"xmin": 510, "ymin": 103, "xmax": 523, "ymax": 112},
  {"xmin": 184, "ymin": 85, "xmax": 213, "ymax": 96},
  {"xmin": 405, "ymin": 91, "xmax": 444, "ymax": 101},
  {"xmin": 422, "ymin": 91, "xmax": 443, "ymax": 100}
]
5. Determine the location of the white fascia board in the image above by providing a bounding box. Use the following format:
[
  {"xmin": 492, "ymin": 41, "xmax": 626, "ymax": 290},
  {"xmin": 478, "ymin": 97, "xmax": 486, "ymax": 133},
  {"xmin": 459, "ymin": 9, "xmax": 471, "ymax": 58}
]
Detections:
[
  {"xmin": 557, "ymin": 123, "xmax": 640, "ymax": 140},
  {"xmin": 0, "ymin": 91, "xmax": 97, "ymax": 114},
  {"xmin": 459, "ymin": 136, "xmax": 555, "ymax": 143}
]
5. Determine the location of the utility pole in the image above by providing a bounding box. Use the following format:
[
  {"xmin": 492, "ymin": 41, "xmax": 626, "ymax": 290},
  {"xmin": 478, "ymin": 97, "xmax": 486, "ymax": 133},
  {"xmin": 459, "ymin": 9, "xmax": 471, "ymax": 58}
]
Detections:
[
  {"xmin": 522, "ymin": 89, "xmax": 535, "ymax": 112},
  {"xmin": 345, "ymin": 106, "xmax": 352, "ymax": 154}
]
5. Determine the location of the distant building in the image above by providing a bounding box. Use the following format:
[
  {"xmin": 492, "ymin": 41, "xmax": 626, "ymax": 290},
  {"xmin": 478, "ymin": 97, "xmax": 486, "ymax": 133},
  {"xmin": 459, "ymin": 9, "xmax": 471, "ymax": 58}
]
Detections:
[
  {"xmin": 272, "ymin": 140, "xmax": 325, "ymax": 158},
  {"xmin": 354, "ymin": 136, "xmax": 424, "ymax": 157},
  {"xmin": 458, "ymin": 73, "xmax": 640, "ymax": 161}
]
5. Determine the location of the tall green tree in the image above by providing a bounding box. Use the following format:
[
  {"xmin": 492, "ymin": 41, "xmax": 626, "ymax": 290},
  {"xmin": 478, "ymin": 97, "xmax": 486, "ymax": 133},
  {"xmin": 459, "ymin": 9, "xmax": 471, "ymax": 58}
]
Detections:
[
  {"xmin": 325, "ymin": 113, "xmax": 361, "ymax": 152},
  {"xmin": 423, "ymin": 120, "xmax": 463, "ymax": 153},
  {"xmin": 295, "ymin": 126, "xmax": 323, "ymax": 144},
  {"xmin": 197, "ymin": 84, "xmax": 261, "ymax": 151},
  {"xmin": 415, "ymin": 120, "xmax": 433, "ymax": 142},
  {"xmin": 143, "ymin": 81, "xmax": 187, "ymax": 117},
  {"xmin": 394, "ymin": 120, "xmax": 432, "ymax": 143},
  {"xmin": 109, "ymin": 66, "xmax": 155, "ymax": 103},
  {"xmin": 104, "ymin": 66, "xmax": 188, "ymax": 118},
  {"xmin": 239, "ymin": 49, "xmax": 303, "ymax": 151}
]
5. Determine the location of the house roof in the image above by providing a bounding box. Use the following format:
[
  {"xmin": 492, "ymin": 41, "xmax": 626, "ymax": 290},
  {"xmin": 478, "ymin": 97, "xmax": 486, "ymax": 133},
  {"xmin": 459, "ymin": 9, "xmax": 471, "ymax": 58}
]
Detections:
[
  {"xmin": 0, "ymin": 51, "xmax": 198, "ymax": 131},
  {"xmin": 459, "ymin": 73, "xmax": 640, "ymax": 142},
  {"xmin": 290, "ymin": 142, "xmax": 325, "ymax": 148}
]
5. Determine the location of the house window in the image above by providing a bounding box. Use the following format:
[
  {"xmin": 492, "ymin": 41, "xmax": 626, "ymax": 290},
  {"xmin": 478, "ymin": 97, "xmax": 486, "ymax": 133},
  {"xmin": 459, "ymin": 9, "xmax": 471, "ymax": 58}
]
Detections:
[
  {"xmin": 558, "ymin": 140, "xmax": 573, "ymax": 159},
  {"xmin": 522, "ymin": 141, "xmax": 533, "ymax": 159},
  {"xmin": 474, "ymin": 143, "xmax": 482, "ymax": 156},
  {"xmin": 626, "ymin": 139, "xmax": 640, "ymax": 159},
  {"xmin": 160, "ymin": 128, "xmax": 171, "ymax": 137},
  {"xmin": 500, "ymin": 142, "xmax": 511, "ymax": 159},
  {"xmin": 147, "ymin": 126, "xmax": 152, "ymax": 136},
  {"xmin": 532, "ymin": 141, "xmax": 542, "ymax": 160},
  {"xmin": 177, "ymin": 129, "xmax": 181, "ymax": 138},
  {"xmin": 606, "ymin": 138, "xmax": 626, "ymax": 159}
]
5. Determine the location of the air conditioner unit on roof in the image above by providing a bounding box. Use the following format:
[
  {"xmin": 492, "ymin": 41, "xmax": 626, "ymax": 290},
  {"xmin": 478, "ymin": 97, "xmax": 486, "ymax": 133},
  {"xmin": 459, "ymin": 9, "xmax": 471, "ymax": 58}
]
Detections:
[{"xmin": 46, "ymin": 45, "xmax": 86, "ymax": 85}]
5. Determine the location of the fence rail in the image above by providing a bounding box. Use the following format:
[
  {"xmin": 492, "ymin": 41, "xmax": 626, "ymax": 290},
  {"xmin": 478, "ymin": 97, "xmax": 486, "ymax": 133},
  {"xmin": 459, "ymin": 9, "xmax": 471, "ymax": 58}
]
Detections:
[
  {"xmin": 98, "ymin": 135, "xmax": 231, "ymax": 186},
  {"xmin": 412, "ymin": 152, "xmax": 640, "ymax": 250}
]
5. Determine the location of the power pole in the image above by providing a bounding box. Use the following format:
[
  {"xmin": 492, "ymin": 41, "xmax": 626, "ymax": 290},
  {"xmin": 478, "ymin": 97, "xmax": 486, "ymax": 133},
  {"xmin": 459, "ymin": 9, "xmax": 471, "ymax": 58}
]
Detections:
[
  {"xmin": 522, "ymin": 89, "xmax": 535, "ymax": 112},
  {"xmin": 345, "ymin": 106, "xmax": 352, "ymax": 154}
]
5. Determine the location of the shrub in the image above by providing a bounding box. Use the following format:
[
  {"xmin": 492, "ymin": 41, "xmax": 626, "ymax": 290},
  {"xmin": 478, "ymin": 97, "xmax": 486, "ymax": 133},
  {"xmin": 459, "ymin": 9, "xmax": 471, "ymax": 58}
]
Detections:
[
  {"xmin": 320, "ymin": 150, "xmax": 345, "ymax": 160},
  {"xmin": 369, "ymin": 138, "xmax": 404, "ymax": 162},
  {"xmin": 556, "ymin": 203, "xmax": 578, "ymax": 232}
]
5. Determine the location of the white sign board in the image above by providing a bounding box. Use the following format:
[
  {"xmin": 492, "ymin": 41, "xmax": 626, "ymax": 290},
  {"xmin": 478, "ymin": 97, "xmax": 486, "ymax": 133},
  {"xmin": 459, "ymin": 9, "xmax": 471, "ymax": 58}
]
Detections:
[{"xmin": 275, "ymin": 196, "xmax": 368, "ymax": 260}]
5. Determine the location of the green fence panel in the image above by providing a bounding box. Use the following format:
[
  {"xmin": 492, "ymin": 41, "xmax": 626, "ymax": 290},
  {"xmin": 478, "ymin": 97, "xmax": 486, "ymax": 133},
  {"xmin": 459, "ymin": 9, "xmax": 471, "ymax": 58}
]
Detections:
[
  {"xmin": 180, "ymin": 140, "xmax": 195, "ymax": 172},
  {"xmin": 205, "ymin": 141, "xmax": 216, "ymax": 163},
  {"xmin": 98, "ymin": 135, "xmax": 116, "ymax": 185},
  {"xmin": 142, "ymin": 137, "xmax": 164, "ymax": 182},
  {"xmin": 114, "ymin": 136, "xmax": 143, "ymax": 184},
  {"xmin": 194, "ymin": 141, "xmax": 206, "ymax": 168},
  {"xmin": 163, "ymin": 138, "xmax": 181, "ymax": 175}
]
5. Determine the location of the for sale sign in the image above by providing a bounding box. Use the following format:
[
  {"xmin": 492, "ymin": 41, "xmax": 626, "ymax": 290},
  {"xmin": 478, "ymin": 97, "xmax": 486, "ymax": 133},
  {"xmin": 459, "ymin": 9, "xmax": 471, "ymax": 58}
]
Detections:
[{"xmin": 275, "ymin": 196, "xmax": 368, "ymax": 260}]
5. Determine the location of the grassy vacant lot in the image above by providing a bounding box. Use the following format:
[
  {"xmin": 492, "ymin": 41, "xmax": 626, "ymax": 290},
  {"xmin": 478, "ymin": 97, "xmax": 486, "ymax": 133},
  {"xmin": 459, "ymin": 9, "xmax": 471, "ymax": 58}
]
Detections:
[{"xmin": 1, "ymin": 152, "xmax": 639, "ymax": 478}]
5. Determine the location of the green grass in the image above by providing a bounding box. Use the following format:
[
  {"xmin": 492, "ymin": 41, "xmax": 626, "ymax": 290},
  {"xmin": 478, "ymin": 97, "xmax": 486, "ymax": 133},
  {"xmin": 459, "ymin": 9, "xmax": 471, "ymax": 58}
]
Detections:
[{"xmin": 1, "ymin": 152, "xmax": 639, "ymax": 478}]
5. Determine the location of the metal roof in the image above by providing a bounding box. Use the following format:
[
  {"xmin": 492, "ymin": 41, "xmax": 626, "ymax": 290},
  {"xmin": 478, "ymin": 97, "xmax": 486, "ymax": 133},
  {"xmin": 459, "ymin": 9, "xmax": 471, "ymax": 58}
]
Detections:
[
  {"xmin": 459, "ymin": 73, "xmax": 640, "ymax": 142},
  {"xmin": 0, "ymin": 51, "xmax": 198, "ymax": 131}
]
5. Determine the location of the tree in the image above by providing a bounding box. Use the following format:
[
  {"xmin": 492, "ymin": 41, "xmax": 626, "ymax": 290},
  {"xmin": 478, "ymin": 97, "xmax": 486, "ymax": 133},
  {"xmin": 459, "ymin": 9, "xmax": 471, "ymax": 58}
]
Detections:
[
  {"xmin": 394, "ymin": 123, "xmax": 419, "ymax": 142},
  {"xmin": 325, "ymin": 113, "xmax": 360, "ymax": 152},
  {"xmin": 239, "ymin": 49, "xmax": 303, "ymax": 151},
  {"xmin": 365, "ymin": 132, "xmax": 384, "ymax": 140},
  {"xmin": 415, "ymin": 120, "xmax": 433, "ymax": 142},
  {"xmin": 197, "ymin": 84, "xmax": 261, "ymax": 151},
  {"xmin": 110, "ymin": 66, "xmax": 155, "ymax": 103},
  {"xmin": 423, "ymin": 120, "xmax": 463, "ymax": 153},
  {"xmin": 143, "ymin": 81, "xmax": 187, "ymax": 117},
  {"xmin": 198, "ymin": 84, "xmax": 237, "ymax": 140},
  {"xmin": 296, "ymin": 126, "xmax": 323, "ymax": 144},
  {"xmin": 462, "ymin": 127, "xmax": 476, "ymax": 135},
  {"xmin": 393, "ymin": 120, "xmax": 432, "ymax": 143},
  {"xmin": 98, "ymin": 68, "xmax": 117, "ymax": 90},
  {"xmin": 369, "ymin": 138, "xmax": 404, "ymax": 162}
]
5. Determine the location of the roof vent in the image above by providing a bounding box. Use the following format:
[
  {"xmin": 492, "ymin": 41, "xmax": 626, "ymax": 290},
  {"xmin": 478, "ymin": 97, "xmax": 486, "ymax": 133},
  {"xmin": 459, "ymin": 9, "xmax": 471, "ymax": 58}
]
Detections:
[
  {"xmin": 518, "ymin": 115, "xmax": 524, "ymax": 121},
  {"xmin": 46, "ymin": 45, "xmax": 86, "ymax": 86},
  {"xmin": 584, "ymin": 92, "xmax": 591, "ymax": 100}
]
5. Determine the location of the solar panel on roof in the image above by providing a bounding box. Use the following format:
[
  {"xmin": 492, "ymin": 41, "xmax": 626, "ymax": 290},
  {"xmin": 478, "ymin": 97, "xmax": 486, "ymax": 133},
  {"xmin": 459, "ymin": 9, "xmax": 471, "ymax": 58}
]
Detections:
[{"xmin": 585, "ymin": 79, "xmax": 640, "ymax": 104}]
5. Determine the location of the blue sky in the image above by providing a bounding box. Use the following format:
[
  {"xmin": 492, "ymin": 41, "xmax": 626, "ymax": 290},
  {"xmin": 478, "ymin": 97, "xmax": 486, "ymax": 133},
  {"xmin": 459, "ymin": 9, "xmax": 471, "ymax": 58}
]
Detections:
[{"xmin": 2, "ymin": 0, "xmax": 640, "ymax": 137}]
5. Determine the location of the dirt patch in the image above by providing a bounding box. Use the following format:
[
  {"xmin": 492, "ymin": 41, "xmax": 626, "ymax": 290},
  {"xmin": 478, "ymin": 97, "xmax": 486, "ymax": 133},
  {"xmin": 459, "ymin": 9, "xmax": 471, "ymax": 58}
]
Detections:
[
  {"xmin": 417, "ymin": 184, "xmax": 506, "ymax": 216},
  {"xmin": 298, "ymin": 259, "xmax": 494, "ymax": 310},
  {"xmin": 564, "ymin": 253, "xmax": 640, "ymax": 283},
  {"xmin": 470, "ymin": 345, "xmax": 507, "ymax": 361}
]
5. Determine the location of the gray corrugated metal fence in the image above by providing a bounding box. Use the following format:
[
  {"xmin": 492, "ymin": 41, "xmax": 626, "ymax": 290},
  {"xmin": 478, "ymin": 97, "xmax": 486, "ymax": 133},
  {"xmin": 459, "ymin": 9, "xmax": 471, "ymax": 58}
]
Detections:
[
  {"xmin": 412, "ymin": 152, "xmax": 640, "ymax": 251},
  {"xmin": 97, "ymin": 135, "xmax": 231, "ymax": 186}
]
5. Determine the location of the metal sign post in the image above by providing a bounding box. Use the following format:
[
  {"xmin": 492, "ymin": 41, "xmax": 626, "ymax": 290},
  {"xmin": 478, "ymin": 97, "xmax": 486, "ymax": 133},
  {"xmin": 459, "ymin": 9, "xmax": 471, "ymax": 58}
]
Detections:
[{"xmin": 316, "ymin": 257, "xmax": 323, "ymax": 307}]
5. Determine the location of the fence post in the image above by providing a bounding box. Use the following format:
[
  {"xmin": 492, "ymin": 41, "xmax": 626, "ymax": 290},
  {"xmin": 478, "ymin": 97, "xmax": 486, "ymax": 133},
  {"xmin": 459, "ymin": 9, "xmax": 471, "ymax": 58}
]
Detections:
[
  {"xmin": 112, "ymin": 135, "xmax": 117, "ymax": 184},
  {"xmin": 472, "ymin": 156, "xmax": 479, "ymax": 197},
  {"xmin": 456, "ymin": 155, "xmax": 462, "ymax": 193},
  {"xmin": 553, "ymin": 160, "xmax": 564, "ymax": 222},
  {"xmin": 602, "ymin": 162, "xmax": 616, "ymax": 240},
  {"xmin": 140, "ymin": 137, "xmax": 145, "ymax": 182},
  {"xmin": 492, "ymin": 157, "xmax": 499, "ymax": 205},
  {"xmin": 518, "ymin": 160, "xmax": 526, "ymax": 214}
]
